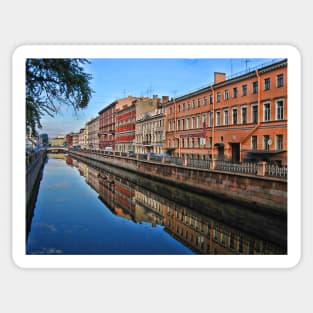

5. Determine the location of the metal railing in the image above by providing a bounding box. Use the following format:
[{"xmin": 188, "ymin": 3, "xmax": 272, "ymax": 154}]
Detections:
[
  {"xmin": 187, "ymin": 158, "xmax": 210, "ymax": 169},
  {"xmin": 214, "ymin": 160, "xmax": 258, "ymax": 175},
  {"xmin": 69, "ymin": 149, "xmax": 287, "ymax": 178},
  {"xmin": 265, "ymin": 164, "xmax": 288, "ymax": 178},
  {"xmin": 167, "ymin": 157, "xmax": 184, "ymax": 166}
]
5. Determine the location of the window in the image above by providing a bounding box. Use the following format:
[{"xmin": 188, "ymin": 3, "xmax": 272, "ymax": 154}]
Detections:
[
  {"xmin": 276, "ymin": 99, "xmax": 284, "ymax": 120},
  {"xmin": 197, "ymin": 115, "xmax": 201, "ymax": 128},
  {"xmin": 216, "ymin": 92, "xmax": 221, "ymax": 103},
  {"xmin": 208, "ymin": 112, "xmax": 213, "ymax": 127},
  {"xmin": 252, "ymin": 136, "xmax": 257, "ymax": 150},
  {"xmin": 209, "ymin": 94, "xmax": 213, "ymax": 104},
  {"xmin": 183, "ymin": 103, "xmax": 186, "ymax": 111},
  {"xmin": 277, "ymin": 74, "xmax": 284, "ymax": 87},
  {"xmin": 204, "ymin": 96, "xmax": 207, "ymax": 105},
  {"xmin": 264, "ymin": 78, "xmax": 270, "ymax": 90},
  {"xmin": 187, "ymin": 102, "xmax": 190, "ymax": 111},
  {"xmin": 185, "ymin": 138, "xmax": 188, "ymax": 148},
  {"xmin": 192, "ymin": 116, "xmax": 195, "ymax": 129},
  {"xmin": 224, "ymin": 90, "xmax": 229, "ymax": 100},
  {"xmin": 252, "ymin": 104, "xmax": 258, "ymax": 123},
  {"xmin": 198, "ymin": 98, "xmax": 201, "ymax": 107},
  {"xmin": 186, "ymin": 118, "xmax": 190, "ymax": 130},
  {"xmin": 177, "ymin": 120, "xmax": 180, "ymax": 130},
  {"xmin": 242, "ymin": 84, "xmax": 247, "ymax": 96},
  {"xmin": 233, "ymin": 87, "xmax": 238, "ymax": 98},
  {"xmin": 241, "ymin": 107, "xmax": 247, "ymax": 124},
  {"xmin": 232, "ymin": 108, "xmax": 238, "ymax": 125},
  {"xmin": 192, "ymin": 100, "xmax": 195, "ymax": 108},
  {"xmin": 181, "ymin": 119, "xmax": 185, "ymax": 130},
  {"xmin": 276, "ymin": 135, "xmax": 283, "ymax": 150},
  {"xmin": 178, "ymin": 104, "xmax": 181, "ymax": 112},
  {"xmin": 224, "ymin": 110, "xmax": 229, "ymax": 125},
  {"xmin": 263, "ymin": 135, "xmax": 270, "ymax": 150},
  {"xmin": 208, "ymin": 137, "xmax": 212, "ymax": 148},
  {"xmin": 253, "ymin": 81, "xmax": 258, "ymax": 94},
  {"xmin": 202, "ymin": 113, "xmax": 206, "ymax": 127},
  {"xmin": 263, "ymin": 103, "xmax": 271, "ymax": 121},
  {"xmin": 216, "ymin": 111, "xmax": 221, "ymax": 126}
]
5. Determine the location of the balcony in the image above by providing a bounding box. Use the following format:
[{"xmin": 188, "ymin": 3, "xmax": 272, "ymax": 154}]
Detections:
[
  {"xmin": 154, "ymin": 126, "xmax": 164, "ymax": 132},
  {"xmin": 142, "ymin": 141, "xmax": 152, "ymax": 146}
]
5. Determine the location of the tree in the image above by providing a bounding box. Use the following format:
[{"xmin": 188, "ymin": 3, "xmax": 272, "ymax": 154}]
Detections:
[{"xmin": 26, "ymin": 59, "xmax": 93, "ymax": 136}]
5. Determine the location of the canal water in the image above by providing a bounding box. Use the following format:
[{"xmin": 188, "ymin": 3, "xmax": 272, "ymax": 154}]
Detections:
[{"xmin": 26, "ymin": 154, "xmax": 287, "ymax": 255}]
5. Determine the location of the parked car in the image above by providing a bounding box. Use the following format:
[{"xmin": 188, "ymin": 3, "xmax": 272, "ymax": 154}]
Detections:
[
  {"xmin": 127, "ymin": 150, "xmax": 136, "ymax": 157},
  {"xmin": 143, "ymin": 152, "xmax": 155, "ymax": 156}
]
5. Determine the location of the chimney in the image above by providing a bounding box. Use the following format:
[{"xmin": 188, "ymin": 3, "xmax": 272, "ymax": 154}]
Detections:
[
  {"xmin": 214, "ymin": 72, "xmax": 226, "ymax": 84},
  {"xmin": 152, "ymin": 95, "xmax": 158, "ymax": 106},
  {"xmin": 162, "ymin": 96, "xmax": 169, "ymax": 103}
]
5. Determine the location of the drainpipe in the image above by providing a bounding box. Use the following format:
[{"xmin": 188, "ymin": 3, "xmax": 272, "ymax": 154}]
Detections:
[
  {"xmin": 210, "ymin": 86, "xmax": 215, "ymax": 163},
  {"xmin": 241, "ymin": 69, "xmax": 261, "ymax": 145},
  {"xmin": 257, "ymin": 69, "xmax": 261, "ymax": 128},
  {"xmin": 173, "ymin": 97, "xmax": 181, "ymax": 157}
]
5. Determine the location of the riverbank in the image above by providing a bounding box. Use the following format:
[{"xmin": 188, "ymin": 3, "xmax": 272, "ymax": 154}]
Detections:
[
  {"xmin": 26, "ymin": 149, "xmax": 47, "ymax": 237},
  {"xmin": 69, "ymin": 150, "xmax": 287, "ymax": 216}
]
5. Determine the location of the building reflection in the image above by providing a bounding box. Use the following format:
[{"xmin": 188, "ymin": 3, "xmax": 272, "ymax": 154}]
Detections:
[{"xmin": 67, "ymin": 155, "xmax": 286, "ymax": 255}]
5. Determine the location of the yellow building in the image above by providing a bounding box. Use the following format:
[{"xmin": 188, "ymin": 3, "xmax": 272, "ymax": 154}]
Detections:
[{"xmin": 49, "ymin": 135, "xmax": 66, "ymax": 147}]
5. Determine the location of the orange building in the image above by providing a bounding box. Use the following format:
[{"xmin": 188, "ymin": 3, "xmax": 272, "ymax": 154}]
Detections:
[{"xmin": 165, "ymin": 59, "xmax": 287, "ymax": 165}]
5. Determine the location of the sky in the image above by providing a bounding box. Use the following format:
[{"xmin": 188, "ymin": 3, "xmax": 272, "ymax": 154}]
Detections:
[{"xmin": 39, "ymin": 58, "xmax": 281, "ymax": 137}]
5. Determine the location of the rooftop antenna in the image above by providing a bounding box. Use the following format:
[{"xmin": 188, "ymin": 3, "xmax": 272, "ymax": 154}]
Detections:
[
  {"xmin": 230, "ymin": 59, "xmax": 233, "ymax": 76},
  {"xmin": 242, "ymin": 59, "xmax": 251, "ymax": 71},
  {"xmin": 172, "ymin": 89, "xmax": 177, "ymax": 101},
  {"xmin": 146, "ymin": 86, "xmax": 154, "ymax": 97}
]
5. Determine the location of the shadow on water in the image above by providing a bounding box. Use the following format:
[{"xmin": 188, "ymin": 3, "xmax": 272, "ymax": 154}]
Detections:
[{"xmin": 26, "ymin": 157, "xmax": 49, "ymax": 241}]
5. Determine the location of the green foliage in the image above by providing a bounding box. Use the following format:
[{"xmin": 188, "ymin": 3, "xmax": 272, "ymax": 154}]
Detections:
[{"xmin": 26, "ymin": 59, "xmax": 93, "ymax": 135}]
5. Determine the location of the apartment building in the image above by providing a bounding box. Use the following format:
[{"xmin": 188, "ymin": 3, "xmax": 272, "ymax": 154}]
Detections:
[
  {"xmin": 78, "ymin": 128, "xmax": 87, "ymax": 149},
  {"xmin": 49, "ymin": 135, "xmax": 66, "ymax": 147},
  {"xmin": 86, "ymin": 116, "xmax": 99, "ymax": 149},
  {"xmin": 71, "ymin": 132, "xmax": 79, "ymax": 148},
  {"xmin": 165, "ymin": 59, "xmax": 287, "ymax": 165},
  {"xmin": 115, "ymin": 96, "xmax": 137, "ymax": 152},
  {"xmin": 98, "ymin": 101, "xmax": 116, "ymax": 150},
  {"xmin": 135, "ymin": 95, "xmax": 168, "ymax": 154}
]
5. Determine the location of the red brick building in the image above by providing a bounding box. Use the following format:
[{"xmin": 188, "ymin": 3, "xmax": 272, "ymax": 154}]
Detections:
[
  {"xmin": 98, "ymin": 101, "xmax": 116, "ymax": 150},
  {"xmin": 165, "ymin": 59, "xmax": 287, "ymax": 165},
  {"xmin": 66, "ymin": 133, "xmax": 73, "ymax": 148},
  {"xmin": 115, "ymin": 96, "xmax": 137, "ymax": 152}
]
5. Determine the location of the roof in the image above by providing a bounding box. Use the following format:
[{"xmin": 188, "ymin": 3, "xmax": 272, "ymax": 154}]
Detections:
[{"xmin": 165, "ymin": 58, "xmax": 287, "ymax": 105}]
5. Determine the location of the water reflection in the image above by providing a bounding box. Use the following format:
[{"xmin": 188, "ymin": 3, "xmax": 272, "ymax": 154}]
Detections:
[{"xmin": 66, "ymin": 155, "xmax": 287, "ymax": 255}]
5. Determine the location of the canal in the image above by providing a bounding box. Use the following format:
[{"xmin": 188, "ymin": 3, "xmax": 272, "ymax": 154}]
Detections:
[{"xmin": 26, "ymin": 154, "xmax": 287, "ymax": 255}]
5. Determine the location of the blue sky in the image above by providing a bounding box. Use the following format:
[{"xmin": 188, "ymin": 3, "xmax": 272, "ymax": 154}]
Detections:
[{"xmin": 40, "ymin": 58, "xmax": 280, "ymax": 137}]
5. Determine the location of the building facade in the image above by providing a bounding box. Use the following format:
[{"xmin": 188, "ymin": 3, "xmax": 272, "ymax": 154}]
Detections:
[
  {"xmin": 78, "ymin": 128, "xmax": 87, "ymax": 149},
  {"xmin": 66, "ymin": 133, "xmax": 73, "ymax": 148},
  {"xmin": 115, "ymin": 96, "xmax": 137, "ymax": 152},
  {"xmin": 72, "ymin": 132, "xmax": 80, "ymax": 148},
  {"xmin": 38, "ymin": 133, "xmax": 49, "ymax": 146},
  {"xmin": 135, "ymin": 95, "xmax": 168, "ymax": 154},
  {"xmin": 165, "ymin": 59, "xmax": 287, "ymax": 165},
  {"xmin": 98, "ymin": 101, "xmax": 116, "ymax": 150},
  {"xmin": 86, "ymin": 116, "xmax": 99, "ymax": 150},
  {"xmin": 49, "ymin": 135, "xmax": 66, "ymax": 147}
]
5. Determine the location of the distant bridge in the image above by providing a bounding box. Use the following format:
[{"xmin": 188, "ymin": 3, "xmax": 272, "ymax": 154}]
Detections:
[{"xmin": 47, "ymin": 146, "xmax": 68, "ymax": 153}]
